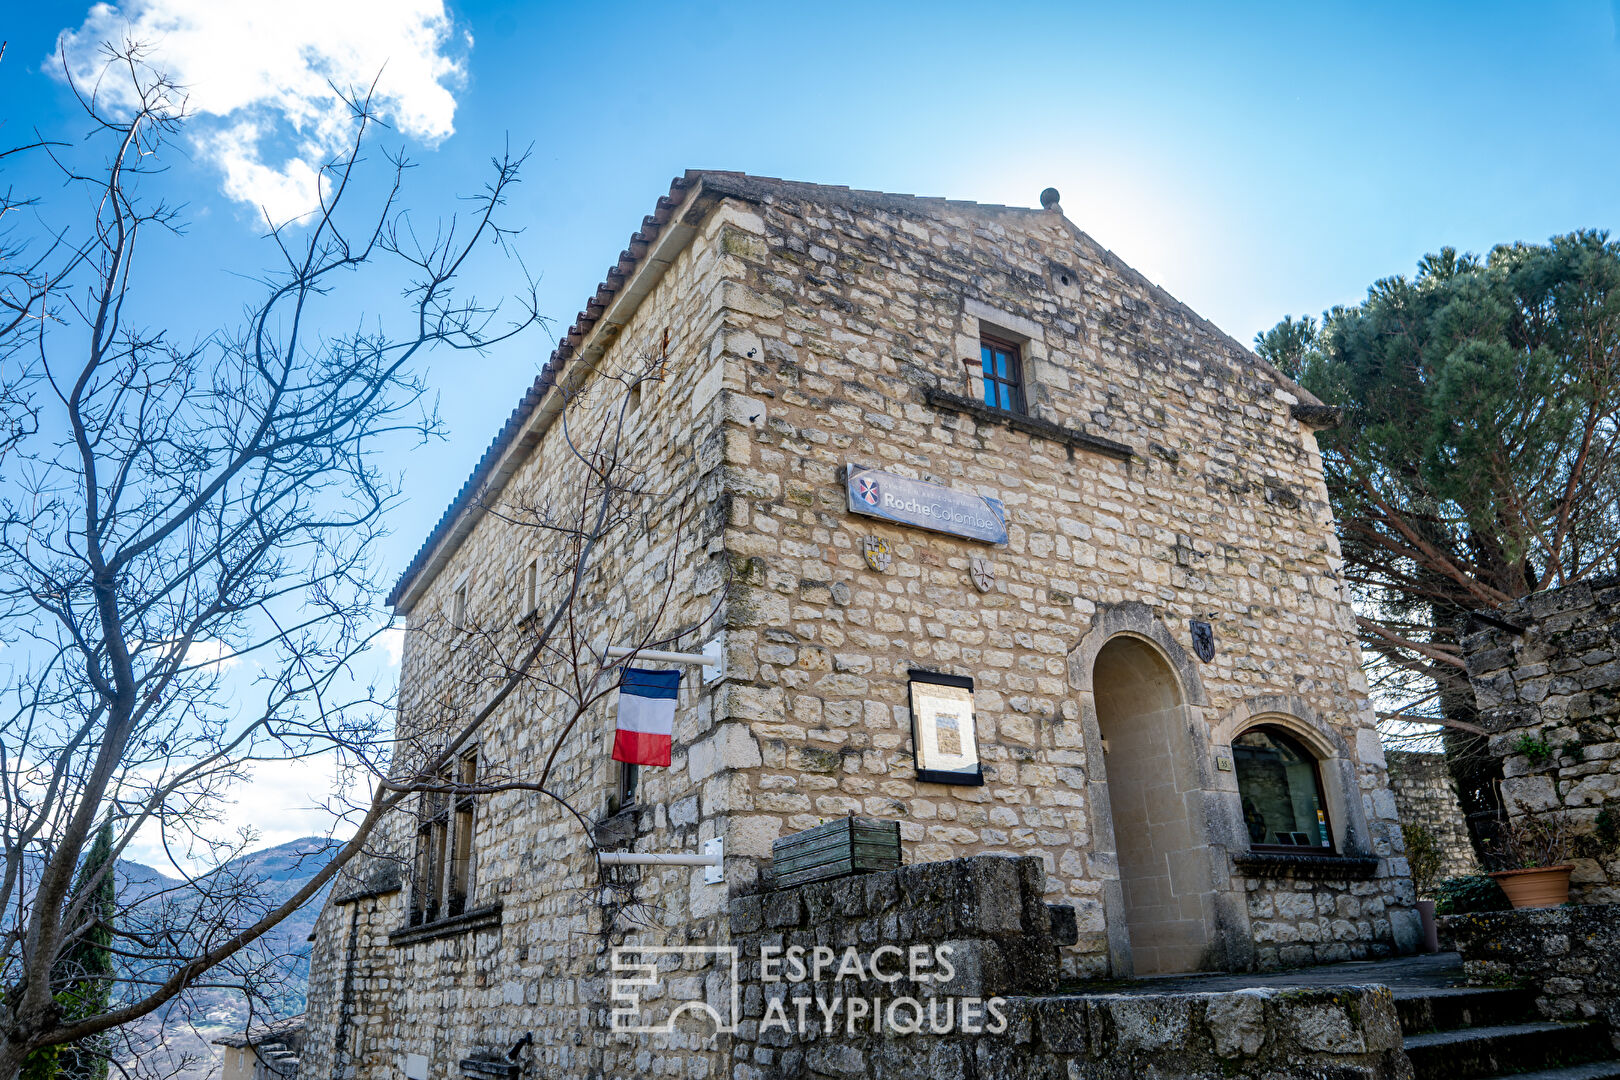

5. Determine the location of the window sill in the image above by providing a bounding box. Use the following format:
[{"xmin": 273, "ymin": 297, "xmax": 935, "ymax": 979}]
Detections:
[
  {"xmin": 923, "ymin": 388, "xmax": 1133, "ymax": 461},
  {"xmin": 1232, "ymin": 852, "xmax": 1379, "ymax": 881},
  {"xmin": 389, "ymin": 902, "xmax": 503, "ymax": 947}
]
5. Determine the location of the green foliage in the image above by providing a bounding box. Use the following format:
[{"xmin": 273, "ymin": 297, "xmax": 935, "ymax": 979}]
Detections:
[
  {"xmin": 1513, "ymin": 732, "xmax": 1554, "ymax": 766},
  {"xmin": 1260, "ymin": 232, "xmax": 1620, "ymax": 860},
  {"xmin": 1596, "ymin": 803, "xmax": 1620, "ymax": 849},
  {"xmin": 1402, "ymin": 823, "xmax": 1444, "ymax": 897},
  {"xmin": 1258, "ymin": 229, "xmax": 1620, "ymax": 641},
  {"xmin": 1433, "ymin": 875, "xmax": 1512, "ymax": 916},
  {"xmin": 30, "ymin": 823, "xmax": 118, "ymax": 1080}
]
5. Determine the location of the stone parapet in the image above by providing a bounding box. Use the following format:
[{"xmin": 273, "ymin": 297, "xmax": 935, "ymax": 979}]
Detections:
[
  {"xmin": 727, "ymin": 855, "xmax": 1412, "ymax": 1080},
  {"xmin": 1462, "ymin": 576, "xmax": 1620, "ymax": 901},
  {"xmin": 1444, "ymin": 905, "xmax": 1620, "ymax": 1045}
]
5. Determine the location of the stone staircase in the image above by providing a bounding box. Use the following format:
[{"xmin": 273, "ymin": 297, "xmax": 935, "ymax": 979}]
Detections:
[
  {"xmin": 1398, "ymin": 984, "xmax": 1620, "ymax": 1080},
  {"xmin": 250, "ymin": 1039, "xmax": 301, "ymax": 1077}
]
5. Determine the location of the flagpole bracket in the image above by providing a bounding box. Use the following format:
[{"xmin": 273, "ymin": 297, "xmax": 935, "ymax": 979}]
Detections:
[
  {"xmin": 703, "ymin": 836, "xmax": 725, "ymax": 884},
  {"xmin": 596, "ymin": 837, "xmax": 725, "ymax": 884}
]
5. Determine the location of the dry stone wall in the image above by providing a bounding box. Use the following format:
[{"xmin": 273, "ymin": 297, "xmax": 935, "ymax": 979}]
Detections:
[
  {"xmin": 1462, "ymin": 575, "xmax": 1620, "ymax": 901},
  {"xmin": 1386, "ymin": 751, "xmax": 1477, "ymax": 883},
  {"xmin": 1446, "ymin": 905, "xmax": 1620, "ymax": 1041},
  {"xmin": 727, "ymin": 856, "xmax": 1413, "ymax": 1080}
]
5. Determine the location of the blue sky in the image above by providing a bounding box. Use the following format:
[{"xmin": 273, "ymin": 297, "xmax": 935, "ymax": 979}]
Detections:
[{"xmin": 6, "ymin": 0, "xmax": 1620, "ymax": 857}]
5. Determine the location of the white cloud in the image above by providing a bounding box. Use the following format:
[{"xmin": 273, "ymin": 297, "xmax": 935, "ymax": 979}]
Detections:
[
  {"xmin": 134, "ymin": 636, "xmax": 244, "ymax": 672},
  {"xmin": 380, "ymin": 624, "xmax": 405, "ymax": 667},
  {"xmin": 123, "ymin": 754, "xmax": 353, "ymax": 874},
  {"xmin": 56, "ymin": 0, "xmax": 468, "ymax": 224}
]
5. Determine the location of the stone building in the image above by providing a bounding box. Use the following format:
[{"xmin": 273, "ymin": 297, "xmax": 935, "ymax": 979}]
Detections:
[
  {"xmin": 299, "ymin": 173, "xmax": 1419, "ymax": 1079},
  {"xmin": 1386, "ymin": 750, "xmax": 1477, "ymax": 884},
  {"xmin": 1462, "ymin": 574, "xmax": 1620, "ymax": 902}
]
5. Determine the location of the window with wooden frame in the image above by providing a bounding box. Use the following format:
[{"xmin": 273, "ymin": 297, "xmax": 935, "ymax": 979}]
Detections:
[
  {"xmin": 409, "ymin": 750, "xmax": 479, "ymax": 926},
  {"xmin": 520, "ymin": 556, "xmax": 540, "ymax": 621},
  {"xmin": 1233, "ymin": 726, "xmax": 1335, "ymax": 853},
  {"xmin": 979, "ymin": 334, "xmax": 1025, "ymax": 414},
  {"xmin": 614, "ymin": 759, "xmax": 640, "ymax": 814},
  {"xmin": 449, "ymin": 576, "xmax": 469, "ymax": 631}
]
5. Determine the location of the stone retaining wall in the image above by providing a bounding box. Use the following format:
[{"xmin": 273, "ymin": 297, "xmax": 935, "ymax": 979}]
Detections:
[
  {"xmin": 1462, "ymin": 576, "xmax": 1620, "ymax": 902},
  {"xmin": 1444, "ymin": 905, "xmax": 1620, "ymax": 1045},
  {"xmin": 1386, "ymin": 751, "xmax": 1478, "ymax": 883},
  {"xmin": 727, "ymin": 856, "xmax": 1413, "ymax": 1080}
]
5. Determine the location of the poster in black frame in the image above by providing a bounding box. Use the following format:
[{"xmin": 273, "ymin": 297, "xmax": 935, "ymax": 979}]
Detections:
[{"xmin": 907, "ymin": 669, "xmax": 984, "ymax": 786}]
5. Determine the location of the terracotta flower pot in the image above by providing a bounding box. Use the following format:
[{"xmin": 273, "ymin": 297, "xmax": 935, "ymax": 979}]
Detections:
[
  {"xmin": 1488, "ymin": 865, "xmax": 1574, "ymax": 908},
  {"xmin": 1415, "ymin": 899, "xmax": 1440, "ymax": 952}
]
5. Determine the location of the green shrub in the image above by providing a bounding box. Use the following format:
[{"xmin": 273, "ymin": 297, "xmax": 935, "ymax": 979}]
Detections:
[
  {"xmin": 1512, "ymin": 732, "xmax": 1553, "ymax": 766},
  {"xmin": 1402, "ymin": 823, "xmax": 1443, "ymax": 898},
  {"xmin": 1433, "ymin": 875, "xmax": 1511, "ymax": 916}
]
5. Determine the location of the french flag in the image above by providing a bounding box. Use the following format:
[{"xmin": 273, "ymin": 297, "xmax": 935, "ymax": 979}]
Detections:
[{"xmin": 613, "ymin": 668, "xmax": 680, "ymax": 767}]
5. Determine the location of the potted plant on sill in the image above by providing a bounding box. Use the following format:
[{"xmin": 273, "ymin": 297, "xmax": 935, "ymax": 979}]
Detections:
[{"xmin": 1488, "ymin": 810, "xmax": 1576, "ymax": 908}]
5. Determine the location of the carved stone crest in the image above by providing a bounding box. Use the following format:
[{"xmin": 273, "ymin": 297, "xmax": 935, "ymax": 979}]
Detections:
[
  {"xmin": 969, "ymin": 555, "xmax": 995, "ymax": 592},
  {"xmin": 862, "ymin": 536, "xmax": 892, "ymax": 573},
  {"xmin": 1190, "ymin": 619, "xmax": 1215, "ymax": 663}
]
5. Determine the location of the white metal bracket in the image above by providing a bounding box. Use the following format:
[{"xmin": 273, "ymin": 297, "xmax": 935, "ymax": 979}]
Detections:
[
  {"xmin": 703, "ymin": 836, "xmax": 725, "ymax": 884},
  {"xmin": 701, "ymin": 633, "xmax": 726, "ymax": 686},
  {"xmin": 596, "ymin": 837, "xmax": 725, "ymax": 884}
]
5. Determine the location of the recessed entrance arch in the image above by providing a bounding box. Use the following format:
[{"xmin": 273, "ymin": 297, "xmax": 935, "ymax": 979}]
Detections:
[{"xmin": 1091, "ymin": 634, "xmax": 1218, "ymax": 975}]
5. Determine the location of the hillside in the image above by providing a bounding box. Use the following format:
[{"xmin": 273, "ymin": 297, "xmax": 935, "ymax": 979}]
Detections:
[{"xmin": 115, "ymin": 837, "xmax": 341, "ymax": 1077}]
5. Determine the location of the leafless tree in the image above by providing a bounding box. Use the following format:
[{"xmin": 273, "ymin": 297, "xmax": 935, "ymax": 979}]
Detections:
[
  {"xmin": 0, "ymin": 43, "xmax": 722, "ymax": 1077},
  {"xmin": 0, "ymin": 43, "xmax": 569, "ymax": 1077}
]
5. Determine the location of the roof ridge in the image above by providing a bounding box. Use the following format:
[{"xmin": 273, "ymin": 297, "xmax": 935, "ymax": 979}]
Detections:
[{"xmin": 384, "ymin": 171, "xmax": 1313, "ymax": 610}]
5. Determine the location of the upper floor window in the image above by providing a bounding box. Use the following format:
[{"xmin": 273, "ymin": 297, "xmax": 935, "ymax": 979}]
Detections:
[
  {"xmin": 980, "ymin": 335, "xmax": 1025, "ymax": 414},
  {"xmin": 410, "ymin": 750, "xmax": 479, "ymax": 925},
  {"xmin": 1234, "ymin": 726, "xmax": 1334, "ymax": 853}
]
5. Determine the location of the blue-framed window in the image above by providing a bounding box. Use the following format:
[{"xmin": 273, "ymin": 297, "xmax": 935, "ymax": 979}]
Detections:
[{"xmin": 980, "ymin": 335, "xmax": 1025, "ymax": 413}]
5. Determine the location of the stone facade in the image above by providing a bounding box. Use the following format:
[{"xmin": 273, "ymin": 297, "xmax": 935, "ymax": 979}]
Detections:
[
  {"xmin": 1462, "ymin": 575, "xmax": 1620, "ymax": 901},
  {"xmin": 1445, "ymin": 905, "xmax": 1620, "ymax": 1045},
  {"xmin": 1386, "ymin": 751, "xmax": 1477, "ymax": 884},
  {"xmin": 300, "ymin": 173, "xmax": 1417, "ymax": 1080},
  {"xmin": 723, "ymin": 855, "xmax": 1413, "ymax": 1080}
]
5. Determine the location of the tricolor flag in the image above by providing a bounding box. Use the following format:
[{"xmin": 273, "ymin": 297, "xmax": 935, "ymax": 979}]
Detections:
[{"xmin": 613, "ymin": 668, "xmax": 680, "ymax": 767}]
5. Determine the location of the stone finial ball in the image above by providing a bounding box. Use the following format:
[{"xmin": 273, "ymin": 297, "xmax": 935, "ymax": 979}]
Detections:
[{"xmin": 1039, "ymin": 187, "xmax": 1061, "ymax": 210}]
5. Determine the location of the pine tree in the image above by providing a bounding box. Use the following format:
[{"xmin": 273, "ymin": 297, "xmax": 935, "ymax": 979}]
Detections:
[
  {"xmin": 52, "ymin": 825, "xmax": 116, "ymax": 1080},
  {"xmin": 1258, "ymin": 232, "xmax": 1620, "ymax": 859}
]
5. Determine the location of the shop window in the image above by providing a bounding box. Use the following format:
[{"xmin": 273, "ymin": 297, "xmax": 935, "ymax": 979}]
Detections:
[{"xmin": 1233, "ymin": 726, "xmax": 1334, "ymax": 852}]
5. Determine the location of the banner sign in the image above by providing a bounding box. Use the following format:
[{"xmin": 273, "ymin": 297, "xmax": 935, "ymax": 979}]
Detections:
[{"xmin": 845, "ymin": 464, "xmax": 1007, "ymax": 545}]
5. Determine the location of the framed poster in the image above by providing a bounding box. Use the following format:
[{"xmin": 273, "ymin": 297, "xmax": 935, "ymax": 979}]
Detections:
[{"xmin": 907, "ymin": 669, "xmax": 984, "ymax": 786}]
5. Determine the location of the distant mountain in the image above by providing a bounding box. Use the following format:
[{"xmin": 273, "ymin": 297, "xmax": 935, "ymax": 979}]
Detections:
[{"xmin": 113, "ymin": 837, "xmax": 342, "ymax": 1078}]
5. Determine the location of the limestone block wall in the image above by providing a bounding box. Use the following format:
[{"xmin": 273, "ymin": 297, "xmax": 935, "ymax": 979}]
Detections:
[
  {"xmin": 1462, "ymin": 576, "xmax": 1620, "ymax": 902},
  {"xmin": 701, "ymin": 177, "xmax": 1415, "ymax": 975},
  {"xmin": 727, "ymin": 855, "xmax": 1413, "ymax": 1080},
  {"xmin": 1386, "ymin": 751, "xmax": 1478, "ymax": 883},
  {"xmin": 300, "ymin": 197, "xmax": 748, "ymax": 1080}
]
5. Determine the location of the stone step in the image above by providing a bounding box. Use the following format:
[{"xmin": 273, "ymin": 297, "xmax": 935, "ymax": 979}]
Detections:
[
  {"xmin": 1404, "ymin": 1021, "xmax": 1615, "ymax": 1080},
  {"xmin": 1397, "ymin": 986, "xmax": 1542, "ymax": 1035},
  {"xmin": 1487, "ymin": 1063, "xmax": 1620, "ymax": 1080}
]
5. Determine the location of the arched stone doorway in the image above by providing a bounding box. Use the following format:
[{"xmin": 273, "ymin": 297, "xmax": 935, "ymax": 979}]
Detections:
[{"xmin": 1091, "ymin": 634, "xmax": 1218, "ymax": 975}]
